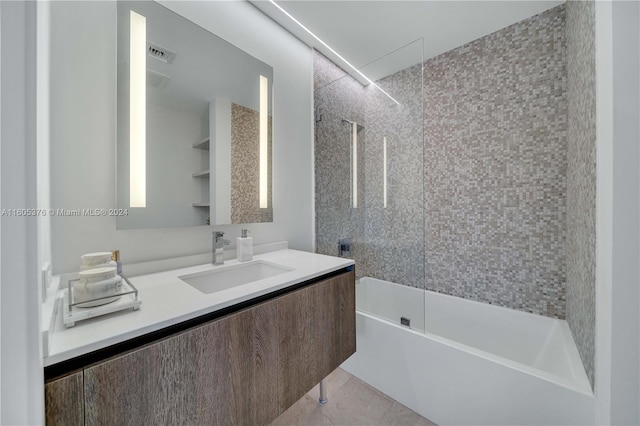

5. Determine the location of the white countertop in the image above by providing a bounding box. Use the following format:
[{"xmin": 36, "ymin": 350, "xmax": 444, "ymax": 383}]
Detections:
[{"xmin": 44, "ymin": 249, "xmax": 354, "ymax": 367}]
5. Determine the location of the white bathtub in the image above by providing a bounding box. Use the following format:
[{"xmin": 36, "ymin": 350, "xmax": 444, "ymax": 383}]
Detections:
[{"xmin": 341, "ymin": 277, "xmax": 595, "ymax": 425}]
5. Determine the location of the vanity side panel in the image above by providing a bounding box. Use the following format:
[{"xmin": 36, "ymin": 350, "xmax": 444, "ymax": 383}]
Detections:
[
  {"xmin": 45, "ymin": 370, "xmax": 84, "ymax": 426},
  {"xmin": 84, "ymin": 319, "xmax": 231, "ymax": 425},
  {"xmin": 311, "ymin": 277, "xmax": 337, "ymax": 379},
  {"xmin": 229, "ymin": 301, "xmax": 279, "ymax": 425},
  {"xmin": 336, "ymin": 270, "xmax": 357, "ymax": 362}
]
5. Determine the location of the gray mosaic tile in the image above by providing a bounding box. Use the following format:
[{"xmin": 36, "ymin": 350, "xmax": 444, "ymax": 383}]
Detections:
[
  {"xmin": 231, "ymin": 103, "xmax": 273, "ymax": 223},
  {"xmin": 364, "ymin": 64, "xmax": 425, "ymax": 288},
  {"xmin": 314, "ymin": 51, "xmax": 350, "ymax": 93},
  {"xmin": 566, "ymin": 0, "xmax": 596, "ymax": 388},
  {"xmin": 423, "ymin": 5, "xmax": 568, "ymax": 318},
  {"xmin": 314, "ymin": 54, "xmax": 367, "ymax": 277},
  {"xmin": 314, "ymin": 50, "xmax": 424, "ymax": 286}
]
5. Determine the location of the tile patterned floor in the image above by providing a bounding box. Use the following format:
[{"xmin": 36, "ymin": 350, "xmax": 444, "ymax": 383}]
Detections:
[{"xmin": 271, "ymin": 368, "xmax": 437, "ymax": 426}]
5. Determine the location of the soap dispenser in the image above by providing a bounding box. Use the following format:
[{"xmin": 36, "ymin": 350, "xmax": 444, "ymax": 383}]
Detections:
[{"xmin": 237, "ymin": 228, "xmax": 253, "ymax": 262}]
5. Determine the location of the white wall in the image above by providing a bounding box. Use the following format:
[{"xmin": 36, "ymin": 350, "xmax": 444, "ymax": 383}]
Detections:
[
  {"xmin": 37, "ymin": 0, "xmax": 52, "ymax": 301},
  {"xmin": 609, "ymin": 1, "xmax": 639, "ymax": 423},
  {"xmin": 117, "ymin": 102, "xmax": 208, "ymax": 229},
  {"xmin": 212, "ymin": 98, "xmax": 232, "ymax": 225},
  {"xmin": 0, "ymin": 2, "xmax": 44, "ymax": 424},
  {"xmin": 50, "ymin": 1, "xmax": 313, "ymax": 274},
  {"xmin": 594, "ymin": 0, "xmax": 640, "ymax": 424}
]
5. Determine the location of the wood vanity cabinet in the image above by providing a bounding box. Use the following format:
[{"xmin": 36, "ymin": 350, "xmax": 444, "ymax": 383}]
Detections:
[
  {"xmin": 45, "ymin": 370, "xmax": 84, "ymax": 426},
  {"xmin": 83, "ymin": 302, "xmax": 280, "ymax": 425},
  {"xmin": 83, "ymin": 317, "xmax": 237, "ymax": 425},
  {"xmin": 45, "ymin": 269, "xmax": 355, "ymax": 425}
]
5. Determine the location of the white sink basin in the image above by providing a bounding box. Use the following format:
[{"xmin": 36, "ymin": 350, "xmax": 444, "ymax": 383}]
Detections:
[{"xmin": 178, "ymin": 260, "xmax": 294, "ymax": 295}]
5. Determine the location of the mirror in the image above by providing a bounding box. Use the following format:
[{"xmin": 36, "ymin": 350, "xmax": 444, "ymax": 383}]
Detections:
[{"xmin": 116, "ymin": 1, "xmax": 273, "ymax": 229}]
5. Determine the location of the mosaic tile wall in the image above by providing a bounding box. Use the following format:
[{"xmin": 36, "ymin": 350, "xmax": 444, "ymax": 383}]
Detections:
[
  {"xmin": 423, "ymin": 5, "xmax": 568, "ymax": 317},
  {"xmin": 231, "ymin": 103, "xmax": 273, "ymax": 223},
  {"xmin": 363, "ymin": 65, "xmax": 425, "ymax": 288},
  {"xmin": 565, "ymin": 0, "xmax": 596, "ymax": 388},
  {"xmin": 314, "ymin": 51, "xmax": 350, "ymax": 92},
  {"xmin": 314, "ymin": 52, "xmax": 366, "ymax": 271},
  {"xmin": 314, "ymin": 6, "xmax": 594, "ymax": 334},
  {"xmin": 314, "ymin": 51, "xmax": 424, "ymax": 286}
]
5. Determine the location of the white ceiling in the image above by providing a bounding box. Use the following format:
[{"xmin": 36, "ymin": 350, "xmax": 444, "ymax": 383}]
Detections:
[{"xmin": 251, "ymin": 0, "xmax": 564, "ymax": 82}]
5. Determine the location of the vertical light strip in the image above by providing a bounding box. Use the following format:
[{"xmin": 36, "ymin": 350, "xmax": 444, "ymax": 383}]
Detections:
[
  {"xmin": 259, "ymin": 75, "xmax": 268, "ymax": 208},
  {"xmin": 129, "ymin": 10, "xmax": 146, "ymax": 208},
  {"xmin": 352, "ymin": 122, "xmax": 358, "ymax": 209},
  {"xmin": 383, "ymin": 137, "xmax": 387, "ymax": 208}
]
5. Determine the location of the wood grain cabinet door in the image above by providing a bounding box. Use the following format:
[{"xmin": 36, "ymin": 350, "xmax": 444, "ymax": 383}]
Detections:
[
  {"xmin": 45, "ymin": 370, "xmax": 84, "ymax": 426},
  {"xmin": 84, "ymin": 318, "xmax": 232, "ymax": 425},
  {"xmin": 83, "ymin": 300, "xmax": 280, "ymax": 426},
  {"xmin": 278, "ymin": 271, "xmax": 356, "ymax": 412},
  {"xmin": 228, "ymin": 301, "xmax": 280, "ymax": 425},
  {"xmin": 277, "ymin": 282, "xmax": 315, "ymax": 412},
  {"xmin": 312, "ymin": 270, "xmax": 356, "ymax": 379}
]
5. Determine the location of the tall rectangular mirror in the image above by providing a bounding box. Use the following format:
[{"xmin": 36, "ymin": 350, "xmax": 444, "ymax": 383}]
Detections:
[{"xmin": 116, "ymin": 1, "xmax": 273, "ymax": 229}]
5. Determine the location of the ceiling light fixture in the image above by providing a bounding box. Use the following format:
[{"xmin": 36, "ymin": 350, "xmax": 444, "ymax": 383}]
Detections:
[{"xmin": 267, "ymin": 0, "xmax": 400, "ymax": 105}]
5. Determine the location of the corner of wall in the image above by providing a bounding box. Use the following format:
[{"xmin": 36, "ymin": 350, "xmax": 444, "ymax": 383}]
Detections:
[
  {"xmin": 565, "ymin": 0, "xmax": 597, "ymax": 389},
  {"xmin": 609, "ymin": 0, "xmax": 640, "ymax": 423},
  {"xmin": 0, "ymin": 2, "xmax": 45, "ymax": 424},
  {"xmin": 594, "ymin": 0, "xmax": 614, "ymax": 423}
]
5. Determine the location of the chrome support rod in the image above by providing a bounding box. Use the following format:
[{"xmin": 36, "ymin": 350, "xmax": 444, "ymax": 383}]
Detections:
[{"xmin": 319, "ymin": 379, "xmax": 328, "ymax": 404}]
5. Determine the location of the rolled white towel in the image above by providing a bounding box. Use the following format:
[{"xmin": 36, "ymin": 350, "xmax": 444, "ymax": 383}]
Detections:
[
  {"xmin": 74, "ymin": 275, "xmax": 123, "ymax": 306},
  {"xmin": 80, "ymin": 252, "xmax": 114, "ymax": 270}
]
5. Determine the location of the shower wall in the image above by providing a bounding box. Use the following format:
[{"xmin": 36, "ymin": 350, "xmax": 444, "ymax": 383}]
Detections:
[
  {"xmin": 423, "ymin": 5, "xmax": 567, "ymax": 318},
  {"xmin": 363, "ymin": 65, "xmax": 424, "ymax": 288},
  {"xmin": 314, "ymin": 53, "xmax": 366, "ymax": 267},
  {"xmin": 565, "ymin": 0, "xmax": 596, "ymax": 388},
  {"xmin": 313, "ymin": 0, "xmax": 595, "ymax": 389},
  {"xmin": 314, "ymin": 52, "xmax": 424, "ymax": 287}
]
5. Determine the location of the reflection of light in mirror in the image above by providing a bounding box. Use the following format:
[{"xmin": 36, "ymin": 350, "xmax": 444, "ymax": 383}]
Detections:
[
  {"xmin": 130, "ymin": 10, "xmax": 146, "ymax": 208},
  {"xmin": 352, "ymin": 122, "xmax": 358, "ymax": 209},
  {"xmin": 259, "ymin": 75, "xmax": 268, "ymax": 209},
  {"xmin": 383, "ymin": 137, "xmax": 387, "ymax": 208}
]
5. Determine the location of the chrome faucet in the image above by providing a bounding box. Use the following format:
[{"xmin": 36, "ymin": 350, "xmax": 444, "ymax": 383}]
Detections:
[{"xmin": 212, "ymin": 231, "xmax": 230, "ymax": 265}]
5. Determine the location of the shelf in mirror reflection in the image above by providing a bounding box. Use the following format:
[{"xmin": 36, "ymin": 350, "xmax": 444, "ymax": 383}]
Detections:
[
  {"xmin": 192, "ymin": 170, "xmax": 210, "ymax": 178},
  {"xmin": 192, "ymin": 137, "xmax": 210, "ymax": 150}
]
